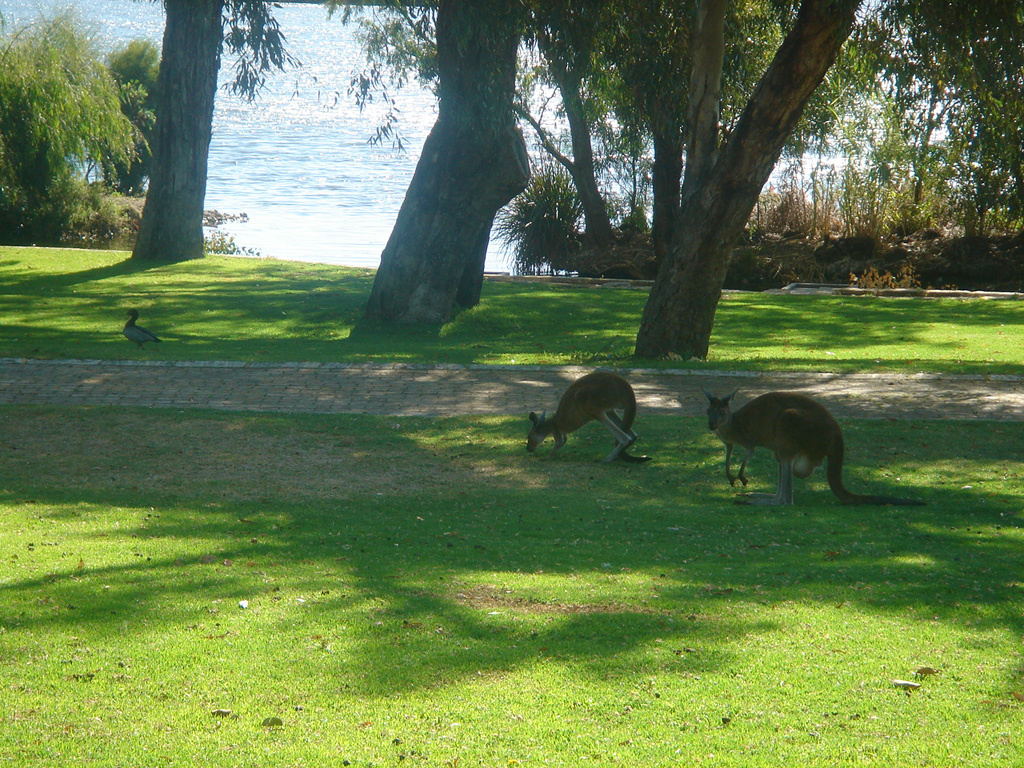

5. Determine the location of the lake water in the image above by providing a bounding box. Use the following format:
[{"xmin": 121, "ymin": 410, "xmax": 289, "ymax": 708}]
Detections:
[{"xmin": 2, "ymin": 0, "xmax": 512, "ymax": 272}]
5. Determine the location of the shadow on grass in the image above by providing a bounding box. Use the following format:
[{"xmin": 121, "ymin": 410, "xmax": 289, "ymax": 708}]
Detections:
[
  {"xmin": 0, "ymin": 410, "xmax": 1021, "ymax": 697},
  {"xmin": 0, "ymin": 255, "xmax": 162, "ymax": 293},
  {"xmin": 3, "ymin": 248, "xmax": 1023, "ymax": 371}
]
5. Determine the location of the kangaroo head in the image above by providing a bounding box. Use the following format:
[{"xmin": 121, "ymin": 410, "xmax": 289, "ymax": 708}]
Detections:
[
  {"xmin": 526, "ymin": 411, "xmax": 550, "ymax": 452},
  {"xmin": 703, "ymin": 389, "xmax": 737, "ymax": 431}
]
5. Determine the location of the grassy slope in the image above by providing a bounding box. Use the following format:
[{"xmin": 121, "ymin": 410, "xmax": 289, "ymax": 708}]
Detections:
[
  {"xmin": 2, "ymin": 246, "xmax": 1023, "ymax": 373},
  {"xmin": 1, "ymin": 407, "xmax": 1023, "ymax": 766}
]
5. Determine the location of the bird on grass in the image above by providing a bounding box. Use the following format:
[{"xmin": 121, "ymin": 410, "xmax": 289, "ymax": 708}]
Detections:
[{"xmin": 123, "ymin": 309, "xmax": 161, "ymax": 349}]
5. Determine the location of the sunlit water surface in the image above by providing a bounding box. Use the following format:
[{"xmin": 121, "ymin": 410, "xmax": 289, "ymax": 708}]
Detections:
[{"xmin": 3, "ymin": 0, "xmax": 512, "ymax": 271}]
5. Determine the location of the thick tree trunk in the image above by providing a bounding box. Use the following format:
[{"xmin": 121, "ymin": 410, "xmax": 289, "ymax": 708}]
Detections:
[
  {"xmin": 367, "ymin": 120, "xmax": 528, "ymax": 323},
  {"xmin": 133, "ymin": 0, "xmax": 224, "ymax": 262},
  {"xmin": 634, "ymin": 0, "xmax": 861, "ymax": 359},
  {"xmin": 365, "ymin": 0, "xmax": 530, "ymax": 324}
]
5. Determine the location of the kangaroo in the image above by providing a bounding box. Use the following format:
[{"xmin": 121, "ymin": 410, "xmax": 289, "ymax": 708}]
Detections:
[
  {"xmin": 528, "ymin": 371, "xmax": 651, "ymax": 463},
  {"xmin": 703, "ymin": 390, "xmax": 924, "ymax": 506}
]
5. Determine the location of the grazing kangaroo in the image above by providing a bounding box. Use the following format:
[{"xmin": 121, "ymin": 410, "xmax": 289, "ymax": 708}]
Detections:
[
  {"xmin": 703, "ymin": 390, "xmax": 924, "ymax": 506},
  {"xmin": 528, "ymin": 371, "xmax": 651, "ymax": 463}
]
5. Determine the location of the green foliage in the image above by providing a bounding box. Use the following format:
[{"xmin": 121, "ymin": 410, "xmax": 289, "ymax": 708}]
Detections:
[
  {"xmin": 107, "ymin": 37, "xmax": 160, "ymax": 88},
  {"xmin": 1, "ymin": 405, "xmax": 1022, "ymax": 765},
  {"xmin": 104, "ymin": 39, "xmax": 160, "ymax": 194},
  {"xmin": 333, "ymin": 3, "xmax": 437, "ymax": 87},
  {"xmin": 203, "ymin": 230, "xmax": 263, "ymax": 258},
  {"xmin": 3, "ymin": 246, "xmax": 1024, "ymax": 375},
  {"xmin": 494, "ymin": 165, "xmax": 584, "ymax": 275},
  {"xmin": 329, "ymin": 4, "xmax": 437, "ymax": 149},
  {"xmin": 0, "ymin": 11, "xmax": 134, "ymax": 244},
  {"xmin": 859, "ymin": 0, "xmax": 1024, "ymax": 236},
  {"xmin": 756, "ymin": 97, "xmax": 954, "ymax": 241},
  {"xmin": 223, "ymin": 0, "xmax": 300, "ymax": 101},
  {"xmin": 332, "ymin": 1, "xmax": 1022, "ymax": 252}
]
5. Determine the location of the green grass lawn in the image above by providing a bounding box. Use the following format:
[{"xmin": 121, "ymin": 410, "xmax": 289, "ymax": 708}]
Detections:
[
  {"xmin": 2, "ymin": 407, "xmax": 1022, "ymax": 766},
  {"xmin": 2, "ymin": 245, "xmax": 1023, "ymax": 373},
  {"xmin": 2, "ymin": 246, "xmax": 1023, "ymax": 765}
]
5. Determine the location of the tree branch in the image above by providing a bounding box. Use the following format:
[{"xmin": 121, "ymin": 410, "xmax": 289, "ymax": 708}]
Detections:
[{"xmin": 516, "ymin": 104, "xmax": 576, "ymax": 174}]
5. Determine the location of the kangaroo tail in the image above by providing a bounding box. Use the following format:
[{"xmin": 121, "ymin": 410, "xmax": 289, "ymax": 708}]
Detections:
[{"xmin": 827, "ymin": 436, "xmax": 924, "ymax": 506}]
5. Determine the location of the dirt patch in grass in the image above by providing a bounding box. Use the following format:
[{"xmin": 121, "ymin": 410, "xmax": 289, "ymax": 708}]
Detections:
[
  {"xmin": 453, "ymin": 583, "xmax": 661, "ymax": 615},
  {"xmin": 0, "ymin": 408, "xmax": 508, "ymax": 502}
]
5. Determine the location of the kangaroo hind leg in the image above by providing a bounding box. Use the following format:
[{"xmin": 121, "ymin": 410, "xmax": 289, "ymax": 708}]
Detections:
[
  {"xmin": 598, "ymin": 412, "xmax": 631, "ymax": 462},
  {"xmin": 599, "ymin": 411, "xmax": 648, "ymax": 463},
  {"xmin": 736, "ymin": 459, "xmax": 793, "ymax": 505},
  {"xmin": 604, "ymin": 411, "xmax": 638, "ymax": 447}
]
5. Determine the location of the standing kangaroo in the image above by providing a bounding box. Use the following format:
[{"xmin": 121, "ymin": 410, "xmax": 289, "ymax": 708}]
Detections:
[
  {"xmin": 703, "ymin": 390, "xmax": 924, "ymax": 506},
  {"xmin": 528, "ymin": 371, "xmax": 651, "ymax": 463}
]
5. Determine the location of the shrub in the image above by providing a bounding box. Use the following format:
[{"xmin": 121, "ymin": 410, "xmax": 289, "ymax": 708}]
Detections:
[
  {"xmin": 495, "ymin": 165, "xmax": 584, "ymax": 275},
  {"xmin": 0, "ymin": 11, "xmax": 134, "ymax": 244},
  {"xmin": 850, "ymin": 264, "xmax": 921, "ymax": 290},
  {"xmin": 104, "ymin": 39, "xmax": 160, "ymax": 195},
  {"xmin": 204, "ymin": 231, "xmax": 263, "ymax": 258}
]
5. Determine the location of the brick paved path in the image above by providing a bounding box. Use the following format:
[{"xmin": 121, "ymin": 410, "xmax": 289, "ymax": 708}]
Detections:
[{"xmin": 1, "ymin": 358, "xmax": 1022, "ymax": 421}]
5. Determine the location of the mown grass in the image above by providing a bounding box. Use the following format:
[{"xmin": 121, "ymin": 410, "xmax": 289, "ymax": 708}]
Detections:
[
  {"xmin": 2, "ymin": 245, "xmax": 1023, "ymax": 765},
  {"xmin": 2, "ymin": 406, "xmax": 1023, "ymax": 766},
  {"xmin": 2, "ymin": 246, "xmax": 1023, "ymax": 373}
]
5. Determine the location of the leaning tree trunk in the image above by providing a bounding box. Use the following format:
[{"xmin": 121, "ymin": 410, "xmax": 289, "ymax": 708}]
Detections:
[
  {"xmin": 560, "ymin": 77, "xmax": 614, "ymax": 249},
  {"xmin": 365, "ymin": 0, "xmax": 530, "ymax": 324},
  {"xmin": 634, "ymin": 0, "xmax": 861, "ymax": 359},
  {"xmin": 133, "ymin": 0, "xmax": 224, "ymax": 262}
]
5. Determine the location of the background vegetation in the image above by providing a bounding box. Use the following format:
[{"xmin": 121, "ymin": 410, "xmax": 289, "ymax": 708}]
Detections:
[
  {"xmin": 347, "ymin": 2, "xmax": 1023, "ymax": 278},
  {"xmin": 2, "ymin": 4, "xmax": 1022, "ymax": 283},
  {"xmin": 0, "ymin": 11, "xmax": 135, "ymax": 245}
]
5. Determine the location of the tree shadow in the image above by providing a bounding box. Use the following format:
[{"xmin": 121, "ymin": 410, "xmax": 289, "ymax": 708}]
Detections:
[
  {"xmin": 0, "ymin": 256, "xmax": 160, "ymax": 295},
  {"xmin": 0, "ymin": 409, "xmax": 1021, "ymax": 698}
]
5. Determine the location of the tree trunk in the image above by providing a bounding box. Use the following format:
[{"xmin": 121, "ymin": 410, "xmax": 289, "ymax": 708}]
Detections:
[
  {"xmin": 649, "ymin": 117, "xmax": 684, "ymax": 265},
  {"xmin": 560, "ymin": 79, "xmax": 615, "ymax": 249},
  {"xmin": 133, "ymin": 0, "xmax": 224, "ymax": 262},
  {"xmin": 681, "ymin": 0, "xmax": 726, "ymax": 200},
  {"xmin": 634, "ymin": 0, "xmax": 861, "ymax": 359},
  {"xmin": 365, "ymin": 0, "xmax": 530, "ymax": 324}
]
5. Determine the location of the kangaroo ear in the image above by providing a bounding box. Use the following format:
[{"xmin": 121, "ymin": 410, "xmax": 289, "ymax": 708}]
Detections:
[
  {"xmin": 701, "ymin": 388, "xmax": 715, "ymax": 402},
  {"xmin": 529, "ymin": 412, "xmax": 539, "ymax": 425},
  {"xmin": 725, "ymin": 389, "xmax": 738, "ymax": 403}
]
